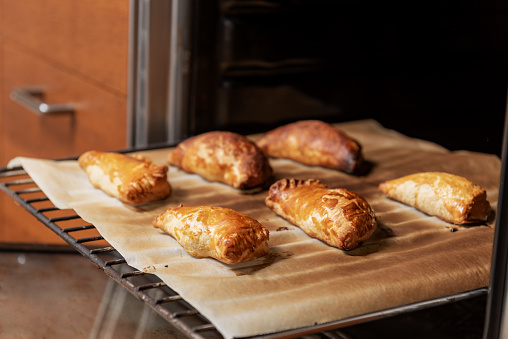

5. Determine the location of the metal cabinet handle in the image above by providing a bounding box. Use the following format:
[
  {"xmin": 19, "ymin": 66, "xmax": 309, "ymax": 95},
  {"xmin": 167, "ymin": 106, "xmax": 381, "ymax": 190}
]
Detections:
[{"xmin": 10, "ymin": 87, "xmax": 74, "ymax": 115}]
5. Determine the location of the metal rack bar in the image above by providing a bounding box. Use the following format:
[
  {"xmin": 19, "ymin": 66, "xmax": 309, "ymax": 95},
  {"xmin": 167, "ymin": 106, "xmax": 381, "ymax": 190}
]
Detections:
[
  {"xmin": 90, "ymin": 246, "xmax": 116, "ymax": 254},
  {"xmin": 63, "ymin": 225, "xmax": 96, "ymax": 232}
]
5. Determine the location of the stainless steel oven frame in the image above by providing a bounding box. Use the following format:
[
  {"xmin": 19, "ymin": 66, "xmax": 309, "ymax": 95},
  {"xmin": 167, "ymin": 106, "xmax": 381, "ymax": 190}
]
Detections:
[
  {"xmin": 483, "ymin": 94, "xmax": 508, "ymax": 339},
  {"xmin": 127, "ymin": 0, "xmax": 194, "ymax": 148}
]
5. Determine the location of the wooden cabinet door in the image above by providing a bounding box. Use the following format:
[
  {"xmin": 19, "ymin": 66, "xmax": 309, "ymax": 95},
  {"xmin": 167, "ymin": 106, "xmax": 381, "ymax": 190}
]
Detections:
[
  {"xmin": 0, "ymin": 0, "xmax": 130, "ymax": 244},
  {"xmin": 0, "ymin": 44, "xmax": 128, "ymax": 244},
  {"xmin": 1, "ymin": 0, "xmax": 129, "ymax": 95},
  {"xmin": 2, "ymin": 44, "xmax": 128, "ymax": 162},
  {"xmin": 0, "ymin": 41, "xmax": 130, "ymax": 244}
]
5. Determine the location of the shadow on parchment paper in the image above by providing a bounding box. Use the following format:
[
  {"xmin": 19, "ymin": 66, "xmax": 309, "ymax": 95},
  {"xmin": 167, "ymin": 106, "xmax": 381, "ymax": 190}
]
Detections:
[
  {"xmin": 353, "ymin": 159, "xmax": 376, "ymax": 177},
  {"xmin": 230, "ymin": 221, "xmax": 397, "ymax": 276},
  {"xmin": 121, "ymin": 197, "xmax": 173, "ymax": 212},
  {"xmin": 443, "ymin": 208, "xmax": 496, "ymax": 232},
  {"xmin": 228, "ymin": 248, "xmax": 295, "ymax": 276},
  {"xmin": 346, "ymin": 207, "xmax": 496, "ymax": 257},
  {"xmin": 346, "ymin": 220, "xmax": 396, "ymax": 256}
]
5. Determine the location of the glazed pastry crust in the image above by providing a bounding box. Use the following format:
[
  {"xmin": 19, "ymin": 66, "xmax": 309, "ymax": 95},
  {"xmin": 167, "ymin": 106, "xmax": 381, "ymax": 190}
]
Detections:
[
  {"xmin": 378, "ymin": 172, "xmax": 491, "ymax": 224},
  {"xmin": 153, "ymin": 206, "xmax": 270, "ymax": 264},
  {"xmin": 168, "ymin": 131, "xmax": 272, "ymax": 189},
  {"xmin": 256, "ymin": 120, "xmax": 363, "ymax": 173},
  {"xmin": 78, "ymin": 150, "xmax": 171, "ymax": 205},
  {"xmin": 265, "ymin": 178, "xmax": 377, "ymax": 251}
]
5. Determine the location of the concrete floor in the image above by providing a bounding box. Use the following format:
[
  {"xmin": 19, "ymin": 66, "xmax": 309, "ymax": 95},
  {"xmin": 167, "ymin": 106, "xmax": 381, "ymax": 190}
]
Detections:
[{"xmin": 0, "ymin": 249, "xmax": 186, "ymax": 339}]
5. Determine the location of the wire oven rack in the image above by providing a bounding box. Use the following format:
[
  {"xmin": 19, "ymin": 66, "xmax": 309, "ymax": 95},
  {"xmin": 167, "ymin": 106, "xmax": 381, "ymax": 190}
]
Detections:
[{"xmin": 0, "ymin": 164, "xmax": 490, "ymax": 339}]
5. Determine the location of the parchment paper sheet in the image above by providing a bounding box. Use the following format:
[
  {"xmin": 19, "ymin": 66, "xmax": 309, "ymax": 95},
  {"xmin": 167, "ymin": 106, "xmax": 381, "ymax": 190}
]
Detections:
[{"xmin": 9, "ymin": 120, "xmax": 500, "ymax": 338}]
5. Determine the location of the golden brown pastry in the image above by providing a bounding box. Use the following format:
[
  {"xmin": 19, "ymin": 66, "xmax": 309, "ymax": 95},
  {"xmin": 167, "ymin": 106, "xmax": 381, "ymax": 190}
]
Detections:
[
  {"xmin": 256, "ymin": 120, "xmax": 363, "ymax": 173},
  {"xmin": 265, "ymin": 178, "xmax": 377, "ymax": 251},
  {"xmin": 153, "ymin": 205, "xmax": 270, "ymax": 264},
  {"xmin": 168, "ymin": 131, "xmax": 272, "ymax": 189},
  {"xmin": 378, "ymin": 172, "xmax": 491, "ymax": 224},
  {"xmin": 78, "ymin": 150, "xmax": 171, "ymax": 205}
]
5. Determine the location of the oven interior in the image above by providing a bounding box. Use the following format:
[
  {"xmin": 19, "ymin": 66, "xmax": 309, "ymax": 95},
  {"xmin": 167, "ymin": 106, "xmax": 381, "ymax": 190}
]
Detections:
[{"xmin": 130, "ymin": 0, "xmax": 507, "ymax": 156}]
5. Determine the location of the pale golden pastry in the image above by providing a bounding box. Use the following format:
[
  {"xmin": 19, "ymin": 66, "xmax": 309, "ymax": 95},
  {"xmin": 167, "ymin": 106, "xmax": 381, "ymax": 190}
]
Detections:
[
  {"xmin": 168, "ymin": 131, "xmax": 272, "ymax": 189},
  {"xmin": 153, "ymin": 205, "xmax": 270, "ymax": 264},
  {"xmin": 78, "ymin": 150, "xmax": 171, "ymax": 205},
  {"xmin": 256, "ymin": 120, "xmax": 363, "ymax": 173},
  {"xmin": 378, "ymin": 172, "xmax": 491, "ymax": 224},
  {"xmin": 265, "ymin": 178, "xmax": 377, "ymax": 251}
]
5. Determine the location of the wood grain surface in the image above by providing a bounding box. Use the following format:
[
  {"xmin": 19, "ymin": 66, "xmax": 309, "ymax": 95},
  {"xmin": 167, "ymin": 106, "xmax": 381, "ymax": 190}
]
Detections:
[{"xmin": 0, "ymin": 0, "xmax": 129, "ymax": 244}]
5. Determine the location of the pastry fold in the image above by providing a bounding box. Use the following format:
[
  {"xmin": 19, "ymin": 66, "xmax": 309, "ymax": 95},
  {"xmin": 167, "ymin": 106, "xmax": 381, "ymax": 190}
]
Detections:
[
  {"xmin": 78, "ymin": 150, "xmax": 171, "ymax": 204},
  {"xmin": 265, "ymin": 178, "xmax": 377, "ymax": 250},
  {"xmin": 153, "ymin": 206, "xmax": 270, "ymax": 264},
  {"xmin": 378, "ymin": 172, "xmax": 491, "ymax": 224},
  {"xmin": 256, "ymin": 120, "xmax": 363, "ymax": 173},
  {"xmin": 168, "ymin": 131, "xmax": 272, "ymax": 189}
]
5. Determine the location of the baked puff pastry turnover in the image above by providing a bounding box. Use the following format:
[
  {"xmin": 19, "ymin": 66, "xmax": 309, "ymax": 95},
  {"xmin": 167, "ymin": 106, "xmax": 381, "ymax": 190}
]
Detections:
[
  {"xmin": 378, "ymin": 172, "xmax": 491, "ymax": 225},
  {"xmin": 153, "ymin": 206, "xmax": 270, "ymax": 264},
  {"xmin": 78, "ymin": 150, "xmax": 171, "ymax": 205},
  {"xmin": 256, "ymin": 120, "xmax": 363, "ymax": 174},
  {"xmin": 168, "ymin": 131, "xmax": 272, "ymax": 189},
  {"xmin": 265, "ymin": 178, "xmax": 377, "ymax": 251}
]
